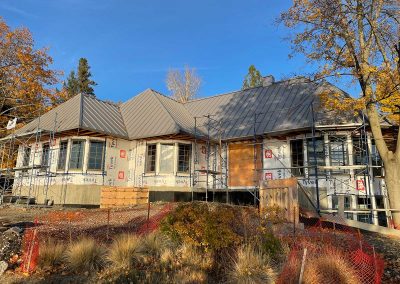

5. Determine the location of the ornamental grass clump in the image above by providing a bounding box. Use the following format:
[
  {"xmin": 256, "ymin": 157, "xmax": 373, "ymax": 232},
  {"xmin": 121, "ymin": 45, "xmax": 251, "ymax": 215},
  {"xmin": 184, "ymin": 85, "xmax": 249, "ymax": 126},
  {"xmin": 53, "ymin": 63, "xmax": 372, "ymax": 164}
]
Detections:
[
  {"xmin": 228, "ymin": 244, "xmax": 276, "ymax": 284},
  {"xmin": 65, "ymin": 237, "xmax": 106, "ymax": 273},
  {"xmin": 37, "ymin": 238, "xmax": 65, "ymax": 269},
  {"xmin": 107, "ymin": 233, "xmax": 143, "ymax": 269},
  {"xmin": 303, "ymin": 249, "xmax": 361, "ymax": 284}
]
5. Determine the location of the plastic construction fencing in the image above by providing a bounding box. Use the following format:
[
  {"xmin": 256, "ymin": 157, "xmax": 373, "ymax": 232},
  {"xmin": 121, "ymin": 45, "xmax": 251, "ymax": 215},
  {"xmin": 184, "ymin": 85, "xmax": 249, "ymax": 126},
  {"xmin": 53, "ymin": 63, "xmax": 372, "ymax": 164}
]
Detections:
[
  {"xmin": 20, "ymin": 203, "xmax": 173, "ymax": 273},
  {"xmin": 277, "ymin": 216, "xmax": 384, "ymax": 284}
]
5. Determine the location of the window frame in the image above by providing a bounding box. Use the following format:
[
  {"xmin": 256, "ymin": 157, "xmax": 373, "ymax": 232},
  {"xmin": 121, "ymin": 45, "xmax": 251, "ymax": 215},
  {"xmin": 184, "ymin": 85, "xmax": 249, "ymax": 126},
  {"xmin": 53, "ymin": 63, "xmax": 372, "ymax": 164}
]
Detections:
[
  {"xmin": 177, "ymin": 143, "xmax": 192, "ymax": 173},
  {"xmin": 68, "ymin": 139, "xmax": 86, "ymax": 171},
  {"xmin": 41, "ymin": 143, "xmax": 50, "ymax": 169},
  {"xmin": 306, "ymin": 137, "xmax": 325, "ymax": 176},
  {"xmin": 87, "ymin": 140, "xmax": 106, "ymax": 171},
  {"xmin": 159, "ymin": 143, "xmax": 175, "ymax": 174},
  {"xmin": 329, "ymin": 136, "xmax": 348, "ymax": 174},
  {"xmin": 22, "ymin": 146, "xmax": 31, "ymax": 168},
  {"xmin": 145, "ymin": 144, "xmax": 157, "ymax": 173},
  {"xmin": 57, "ymin": 140, "xmax": 69, "ymax": 171},
  {"xmin": 290, "ymin": 139, "xmax": 304, "ymax": 177}
]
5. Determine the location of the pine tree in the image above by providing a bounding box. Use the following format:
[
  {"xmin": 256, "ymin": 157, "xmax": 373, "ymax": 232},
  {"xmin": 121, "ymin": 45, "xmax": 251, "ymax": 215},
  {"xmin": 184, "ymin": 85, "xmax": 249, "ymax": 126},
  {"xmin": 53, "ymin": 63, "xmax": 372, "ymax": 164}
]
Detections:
[
  {"xmin": 242, "ymin": 65, "xmax": 263, "ymax": 90},
  {"xmin": 64, "ymin": 70, "xmax": 79, "ymax": 98},
  {"xmin": 77, "ymin": 58, "xmax": 97, "ymax": 96}
]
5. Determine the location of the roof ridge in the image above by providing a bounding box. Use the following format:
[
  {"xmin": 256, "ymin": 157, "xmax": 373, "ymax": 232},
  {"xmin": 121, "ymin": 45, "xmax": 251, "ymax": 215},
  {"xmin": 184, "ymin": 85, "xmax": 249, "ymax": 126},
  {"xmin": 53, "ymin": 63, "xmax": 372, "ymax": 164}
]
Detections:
[
  {"xmin": 82, "ymin": 93, "xmax": 121, "ymax": 108},
  {"xmin": 149, "ymin": 90, "xmax": 182, "ymax": 133},
  {"xmin": 184, "ymin": 86, "xmax": 265, "ymax": 104}
]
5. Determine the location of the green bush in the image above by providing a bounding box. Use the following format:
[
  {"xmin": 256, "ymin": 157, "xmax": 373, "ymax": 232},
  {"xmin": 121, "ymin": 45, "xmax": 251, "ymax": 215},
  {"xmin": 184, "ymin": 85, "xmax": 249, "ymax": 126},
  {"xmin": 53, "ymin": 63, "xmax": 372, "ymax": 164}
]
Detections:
[{"xmin": 161, "ymin": 202, "xmax": 241, "ymax": 252}]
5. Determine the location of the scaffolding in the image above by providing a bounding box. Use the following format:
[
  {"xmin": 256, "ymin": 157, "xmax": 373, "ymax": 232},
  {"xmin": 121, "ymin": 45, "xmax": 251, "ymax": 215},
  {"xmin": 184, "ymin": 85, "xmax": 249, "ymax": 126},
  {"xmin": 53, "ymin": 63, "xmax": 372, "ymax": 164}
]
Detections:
[{"xmin": 191, "ymin": 102, "xmax": 389, "ymax": 226}]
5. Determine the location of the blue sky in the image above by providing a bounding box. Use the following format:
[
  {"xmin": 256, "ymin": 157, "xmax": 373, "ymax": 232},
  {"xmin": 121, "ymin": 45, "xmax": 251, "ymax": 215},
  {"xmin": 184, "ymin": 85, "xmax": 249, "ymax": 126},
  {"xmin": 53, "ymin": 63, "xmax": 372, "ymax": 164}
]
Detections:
[{"xmin": 1, "ymin": 0, "xmax": 354, "ymax": 102}]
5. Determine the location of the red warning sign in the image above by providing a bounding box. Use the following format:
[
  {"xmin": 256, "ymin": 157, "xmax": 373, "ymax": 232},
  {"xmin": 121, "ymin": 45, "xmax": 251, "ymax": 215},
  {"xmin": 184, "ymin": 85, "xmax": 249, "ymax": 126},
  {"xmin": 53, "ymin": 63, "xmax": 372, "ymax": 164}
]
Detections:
[
  {"xmin": 265, "ymin": 149, "xmax": 273, "ymax": 159},
  {"xmin": 118, "ymin": 171, "xmax": 125, "ymax": 180},
  {"xmin": 120, "ymin": 150, "xmax": 126, "ymax": 158},
  {"xmin": 356, "ymin": 179, "xmax": 365, "ymax": 191},
  {"xmin": 265, "ymin": 172, "xmax": 273, "ymax": 180}
]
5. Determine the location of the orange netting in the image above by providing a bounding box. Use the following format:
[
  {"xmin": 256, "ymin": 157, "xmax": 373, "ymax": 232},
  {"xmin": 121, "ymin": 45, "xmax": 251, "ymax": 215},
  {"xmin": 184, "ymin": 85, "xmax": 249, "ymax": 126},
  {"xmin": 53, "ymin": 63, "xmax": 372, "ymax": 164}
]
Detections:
[{"xmin": 277, "ymin": 216, "xmax": 384, "ymax": 284}]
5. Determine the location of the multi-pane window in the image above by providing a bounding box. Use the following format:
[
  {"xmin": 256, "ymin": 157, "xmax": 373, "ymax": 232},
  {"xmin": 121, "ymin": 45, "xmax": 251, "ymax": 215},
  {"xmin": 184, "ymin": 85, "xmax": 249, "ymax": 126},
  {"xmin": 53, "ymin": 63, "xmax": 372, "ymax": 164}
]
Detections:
[
  {"xmin": 22, "ymin": 147, "xmax": 31, "ymax": 167},
  {"xmin": 146, "ymin": 144, "xmax": 157, "ymax": 172},
  {"xmin": 329, "ymin": 137, "xmax": 348, "ymax": 174},
  {"xmin": 178, "ymin": 144, "xmax": 191, "ymax": 173},
  {"xmin": 57, "ymin": 141, "xmax": 68, "ymax": 170},
  {"xmin": 290, "ymin": 140, "xmax": 304, "ymax": 177},
  {"xmin": 41, "ymin": 143, "xmax": 50, "ymax": 168},
  {"xmin": 371, "ymin": 140, "xmax": 383, "ymax": 177},
  {"xmin": 307, "ymin": 138, "xmax": 325, "ymax": 175},
  {"xmin": 88, "ymin": 141, "xmax": 105, "ymax": 170},
  {"xmin": 352, "ymin": 137, "xmax": 367, "ymax": 175},
  {"xmin": 159, "ymin": 144, "xmax": 174, "ymax": 173},
  {"xmin": 357, "ymin": 213, "xmax": 372, "ymax": 224},
  {"xmin": 69, "ymin": 140, "xmax": 85, "ymax": 170},
  {"xmin": 331, "ymin": 195, "xmax": 351, "ymax": 210}
]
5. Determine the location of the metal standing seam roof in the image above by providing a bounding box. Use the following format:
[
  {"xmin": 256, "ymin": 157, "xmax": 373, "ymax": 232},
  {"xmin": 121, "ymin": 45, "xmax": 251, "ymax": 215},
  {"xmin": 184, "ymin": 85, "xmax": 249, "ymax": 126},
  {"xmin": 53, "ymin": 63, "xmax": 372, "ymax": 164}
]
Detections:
[
  {"xmin": 13, "ymin": 78, "xmax": 363, "ymax": 141},
  {"xmin": 14, "ymin": 93, "xmax": 129, "ymax": 139}
]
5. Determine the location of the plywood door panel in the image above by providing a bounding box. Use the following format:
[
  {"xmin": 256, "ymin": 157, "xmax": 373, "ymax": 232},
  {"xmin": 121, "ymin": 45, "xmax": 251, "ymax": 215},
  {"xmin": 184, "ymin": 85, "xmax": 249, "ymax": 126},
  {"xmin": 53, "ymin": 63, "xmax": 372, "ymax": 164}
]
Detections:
[{"xmin": 228, "ymin": 143, "xmax": 262, "ymax": 187}]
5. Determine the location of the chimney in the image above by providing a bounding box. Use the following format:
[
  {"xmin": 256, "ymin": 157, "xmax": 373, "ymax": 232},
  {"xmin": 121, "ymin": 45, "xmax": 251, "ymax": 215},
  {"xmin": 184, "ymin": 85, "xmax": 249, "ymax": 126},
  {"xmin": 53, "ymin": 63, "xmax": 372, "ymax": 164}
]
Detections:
[{"xmin": 262, "ymin": 75, "xmax": 275, "ymax": 87}]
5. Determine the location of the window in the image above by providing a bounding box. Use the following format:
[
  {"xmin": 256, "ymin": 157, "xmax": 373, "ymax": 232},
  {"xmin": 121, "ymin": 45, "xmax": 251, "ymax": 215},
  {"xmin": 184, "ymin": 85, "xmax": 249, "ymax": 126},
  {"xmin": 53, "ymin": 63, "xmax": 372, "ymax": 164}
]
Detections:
[
  {"xmin": 159, "ymin": 144, "xmax": 174, "ymax": 173},
  {"xmin": 88, "ymin": 141, "xmax": 105, "ymax": 170},
  {"xmin": 331, "ymin": 195, "xmax": 351, "ymax": 210},
  {"xmin": 57, "ymin": 141, "xmax": 68, "ymax": 170},
  {"xmin": 352, "ymin": 136, "xmax": 367, "ymax": 175},
  {"xmin": 178, "ymin": 144, "xmax": 191, "ymax": 173},
  {"xmin": 371, "ymin": 140, "xmax": 383, "ymax": 177},
  {"xmin": 146, "ymin": 144, "xmax": 157, "ymax": 172},
  {"xmin": 290, "ymin": 140, "xmax": 304, "ymax": 176},
  {"xmin": 22, "ymin": 147, "xmax": 31, "ymax": 167},
  {"xmin": 357, "ymin": 213, "xmax": 372, "ymax": 224},
  {"xmin": 357, "ymin": 196, "xmax": 372, "ymax": 209},
  {"xmin": 345, "ymin": 212, "xmax": 354, "ymax": 220},
  {"xmin": 329, "ymin": 137, "xmax": 348, "ymax": 174},
  {"xmin": 69, "ymin": 140, "xmax": 85, "ymax": 170},
  {"xmin": 41, "ymin": 143, "xmax": 50, "ymax": 168},
  {"xmin": 307, "ymin": 137, "xmax": 325, "ymax": 175}
]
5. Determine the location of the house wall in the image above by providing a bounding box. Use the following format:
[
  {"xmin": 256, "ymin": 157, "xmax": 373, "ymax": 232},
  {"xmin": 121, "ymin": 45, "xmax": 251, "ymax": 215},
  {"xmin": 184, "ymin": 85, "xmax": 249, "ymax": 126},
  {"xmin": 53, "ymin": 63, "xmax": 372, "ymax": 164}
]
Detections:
[
  {"xmin": 261, "ymin": 132, "xmax": 388, "ymax": 226},
  {"xmin": 13, "ymin": 135, "xmax": 130, "ymax": 205}
]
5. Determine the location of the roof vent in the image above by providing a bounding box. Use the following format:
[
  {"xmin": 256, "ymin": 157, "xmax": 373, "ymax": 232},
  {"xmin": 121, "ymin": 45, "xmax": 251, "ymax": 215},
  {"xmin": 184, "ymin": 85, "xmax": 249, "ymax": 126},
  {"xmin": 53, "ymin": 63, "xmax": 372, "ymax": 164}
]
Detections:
[{"xmin": 262, "ymin": 75, "xmax": 275, "ymax": 87}]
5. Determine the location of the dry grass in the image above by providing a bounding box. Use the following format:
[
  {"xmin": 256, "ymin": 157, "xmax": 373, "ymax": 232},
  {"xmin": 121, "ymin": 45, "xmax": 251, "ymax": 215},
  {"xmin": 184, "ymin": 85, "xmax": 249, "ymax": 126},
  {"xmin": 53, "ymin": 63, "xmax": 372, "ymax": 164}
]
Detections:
[
  {"xmin": 228, "ymin": 244, "xmax": 276, "ymax": 284},
  {"xmin": 64, "ymin": 237, "xmax": 106, "ymax": 273},
  {"xmin": 37, "ymin": 238, "xmax": 65, "ymax": 269},
  {"xmin": 107, "ymin": 233, "xmax": 143, "ymax": 269},
  {"xmin": 303, "ymin": 249, "xmax": 362, "ymax": 284}
]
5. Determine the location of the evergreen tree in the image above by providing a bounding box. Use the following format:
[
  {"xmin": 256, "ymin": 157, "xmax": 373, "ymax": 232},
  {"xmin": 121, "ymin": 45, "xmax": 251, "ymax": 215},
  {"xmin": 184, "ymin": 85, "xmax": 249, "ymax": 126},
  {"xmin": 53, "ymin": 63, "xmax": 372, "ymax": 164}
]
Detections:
[
  {"xmin": 242, "ymin": 65, "xmax": 263, "ymax": 90},
  {"xmin": 64, "ymin": 70, "xmax": 79, "ymax": 98},
  {"xmin": 77, "ymin": 58, "xmax": 97, "ymax": 96}
]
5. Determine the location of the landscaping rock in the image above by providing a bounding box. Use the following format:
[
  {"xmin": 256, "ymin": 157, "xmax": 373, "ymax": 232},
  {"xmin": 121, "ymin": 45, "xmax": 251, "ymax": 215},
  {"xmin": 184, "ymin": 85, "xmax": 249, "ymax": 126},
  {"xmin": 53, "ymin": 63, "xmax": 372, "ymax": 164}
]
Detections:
[
  {"xmin": 0, "ymin": 260, "xmax": 8, "ymax": 275},
  {"xmin": 0, "ymin": 227, "xmax": 22, "ymax": 262}
]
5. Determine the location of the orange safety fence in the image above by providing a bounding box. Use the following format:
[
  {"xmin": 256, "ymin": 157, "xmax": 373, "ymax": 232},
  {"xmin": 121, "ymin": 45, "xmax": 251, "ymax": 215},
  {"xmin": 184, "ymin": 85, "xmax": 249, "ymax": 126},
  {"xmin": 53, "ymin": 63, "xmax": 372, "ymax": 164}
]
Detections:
[
  {"xmin": 277, "ymin": 216, "xmax": 384, "ymax": 284},
  {"xmin": 19, "ymin": 203, "xmax": 174, "ymax": 273}
]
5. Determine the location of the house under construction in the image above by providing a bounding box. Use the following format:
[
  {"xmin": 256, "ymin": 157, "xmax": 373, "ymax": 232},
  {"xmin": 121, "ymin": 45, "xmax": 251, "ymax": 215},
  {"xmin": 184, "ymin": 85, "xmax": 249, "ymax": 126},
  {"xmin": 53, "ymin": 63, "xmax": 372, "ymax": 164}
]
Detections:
[{"xmin": 0, "ymin": 76, "xmax": 394, "ymax": 227}]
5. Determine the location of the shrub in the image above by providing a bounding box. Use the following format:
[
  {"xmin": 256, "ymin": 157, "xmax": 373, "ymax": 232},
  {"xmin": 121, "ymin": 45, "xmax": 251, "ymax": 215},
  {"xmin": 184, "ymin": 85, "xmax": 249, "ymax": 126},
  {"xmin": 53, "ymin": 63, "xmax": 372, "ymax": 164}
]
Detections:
[
  {"xmin": 303, "ymin": 249, "xmax": 361, "ymax": 284},
  {"xmin": 227, "ymin": 244, "xmax": 276, "ymax": 284},
  {"xmin": 161, "ymin": 202, "xmax": 241, "ymax": 252},
  {"xmin": 65, "ymin": 237, "xmax": 106, "ymax": 273},
  {"xmin": 258, "ymin": 230, "xmax": 284, "ymax": 261},
  {"xmin": 108, "ymin": 233, "xmax": 143, "ymax": 269},
  {"xmin": 37, "ymin": 238, "xmax": 65, "ymax": 269}
]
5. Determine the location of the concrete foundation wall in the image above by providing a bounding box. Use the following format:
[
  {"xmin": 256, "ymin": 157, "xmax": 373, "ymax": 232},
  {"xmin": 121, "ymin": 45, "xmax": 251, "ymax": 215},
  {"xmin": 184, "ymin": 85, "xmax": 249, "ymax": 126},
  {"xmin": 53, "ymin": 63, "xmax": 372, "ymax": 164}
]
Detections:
[{"xmin": 16, "ymin": 184, "xmax": 102, "ymax": 206}]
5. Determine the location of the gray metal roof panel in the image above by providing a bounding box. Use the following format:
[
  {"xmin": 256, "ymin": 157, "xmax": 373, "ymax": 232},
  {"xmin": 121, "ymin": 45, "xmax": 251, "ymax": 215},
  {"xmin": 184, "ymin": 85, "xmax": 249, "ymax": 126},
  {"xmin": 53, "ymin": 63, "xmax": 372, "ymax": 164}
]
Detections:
[{"xmin": 81, "ymin": 95, "xmax": 128, "ymax": 138}]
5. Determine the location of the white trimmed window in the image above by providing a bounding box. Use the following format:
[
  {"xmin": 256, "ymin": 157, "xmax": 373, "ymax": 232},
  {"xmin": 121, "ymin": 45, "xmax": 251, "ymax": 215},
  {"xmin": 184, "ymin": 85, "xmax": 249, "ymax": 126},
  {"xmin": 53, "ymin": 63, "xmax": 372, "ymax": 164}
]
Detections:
[{"xmin": 88, "ymin": 141, "xmax": 105, "ymax": 170}]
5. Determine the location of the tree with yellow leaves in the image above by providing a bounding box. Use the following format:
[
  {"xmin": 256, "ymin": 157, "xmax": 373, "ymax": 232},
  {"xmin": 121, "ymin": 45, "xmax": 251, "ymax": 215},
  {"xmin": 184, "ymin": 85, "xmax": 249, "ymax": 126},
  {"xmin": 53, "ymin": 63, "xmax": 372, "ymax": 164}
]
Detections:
[
  {"xmin": 0, "ymin": 17, "xmax": 60, "ymax": 137},
  {"xmin": 280, "ymin": 1, "xmax": 400, "ymax": 227}
]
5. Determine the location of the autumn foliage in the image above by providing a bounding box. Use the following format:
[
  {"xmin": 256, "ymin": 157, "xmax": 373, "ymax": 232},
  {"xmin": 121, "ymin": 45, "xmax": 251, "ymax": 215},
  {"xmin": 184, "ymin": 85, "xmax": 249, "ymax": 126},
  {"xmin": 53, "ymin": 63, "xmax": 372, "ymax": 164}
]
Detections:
[{"xmin": 0, "ymin": 17, "xmax": 61, "ymax": 137}]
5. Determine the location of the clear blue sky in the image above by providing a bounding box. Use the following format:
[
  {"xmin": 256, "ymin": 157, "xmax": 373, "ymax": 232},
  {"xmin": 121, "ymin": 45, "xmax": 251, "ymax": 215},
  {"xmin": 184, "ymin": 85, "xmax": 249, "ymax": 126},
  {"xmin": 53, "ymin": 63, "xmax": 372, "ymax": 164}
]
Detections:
[{"xmin": 0, "ymin": 0, "xmax": 355, "ymax": 102}]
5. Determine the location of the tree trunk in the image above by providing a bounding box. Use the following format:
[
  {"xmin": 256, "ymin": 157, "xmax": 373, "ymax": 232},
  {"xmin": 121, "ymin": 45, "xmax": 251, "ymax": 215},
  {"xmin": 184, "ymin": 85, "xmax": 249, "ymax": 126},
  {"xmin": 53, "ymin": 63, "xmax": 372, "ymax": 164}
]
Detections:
[
  {"xmin": 366, "ymin": 104, "xmax": 400, "ymax": 228},
  {"xmin": 384, "ymin": 159, "xmax": 400, "ymax": 228}
]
